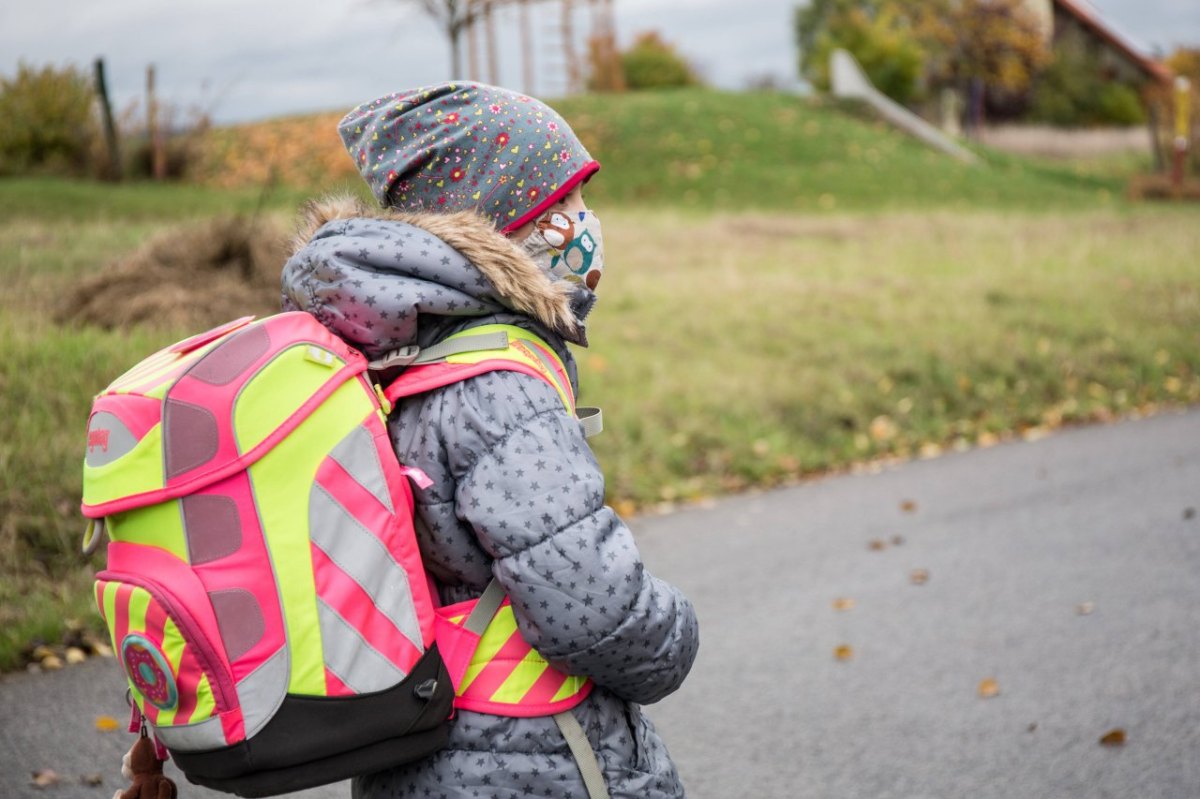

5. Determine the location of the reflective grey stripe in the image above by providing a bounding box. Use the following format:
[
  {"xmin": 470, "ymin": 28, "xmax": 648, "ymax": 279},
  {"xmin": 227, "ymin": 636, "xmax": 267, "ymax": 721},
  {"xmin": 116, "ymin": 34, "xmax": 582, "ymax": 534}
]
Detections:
[
  {"xmin": 577, "ymin": 407, "xmax": 603, "ymax": 438},
  {"xmin": 235, "ymin": 647, "xmax": 289, "ymax": 740},
  {"xmin": 317, "ymin": 599, "xmax": 406, "ymax": 693},
  {"xmin": 463, "ymin": 578, "xmax": 507, "ymax": 636},
  {"xmin": 310, "ymin": 485, "xmax": 423, "ymax": 652},
  {"xmin": 414, "ymin": 332, "xmax": 509, "ymax": 364},
  {"xmin": 86, "ymin": 411, "xmax": 139, "ymax": 467},
  {"xmin": 329, "ymin": 424, "xmax": 394, "ymax": 513},
  {"xmin": 152, "ymin": 714, "xmax": 227, "ymax": 752},
  {"xmin": 553, "ymin": 710, "xmax": 611, "ymax": 799}
]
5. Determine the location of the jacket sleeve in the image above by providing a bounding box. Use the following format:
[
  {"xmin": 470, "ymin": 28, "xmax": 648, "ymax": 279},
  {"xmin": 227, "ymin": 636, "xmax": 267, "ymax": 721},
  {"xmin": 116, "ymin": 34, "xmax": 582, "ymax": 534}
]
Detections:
[{"xmin": 430, "ymin": 368, "xmax": 699, "ymax": 705}]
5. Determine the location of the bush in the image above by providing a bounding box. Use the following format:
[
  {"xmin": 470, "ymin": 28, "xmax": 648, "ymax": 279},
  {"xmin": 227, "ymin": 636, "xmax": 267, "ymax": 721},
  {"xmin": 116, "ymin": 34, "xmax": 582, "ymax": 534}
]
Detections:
[
  {"xmin": 117, "ymin": 99, "xmax": 213, "ymax": 181},
  {"xmin": 619, "ymin": 32, "xmax": 700, "ymax": 91},
  {"xmin": 795, "ymin": 0, "xmax": 926, "ymax": 104},
  {"xmin": 0, "ymin": 62, "xmax": 100, "ymax": 177},
  {"xmin": 1094, "ymin": 83, "xmax": 1147, "ymax": 126},
  {"xmin": 1029, "ymin": 39, "xmax": 1146, "ymax": 126}
]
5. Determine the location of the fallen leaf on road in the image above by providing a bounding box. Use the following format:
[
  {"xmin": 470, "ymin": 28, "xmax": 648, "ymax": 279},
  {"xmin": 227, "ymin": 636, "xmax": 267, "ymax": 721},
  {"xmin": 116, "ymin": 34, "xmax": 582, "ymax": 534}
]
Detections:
[
  {"xmin": 834, "ymin": 645, "xmax": 854, "ymax": 662},
  {"xmin": 80, "ymin": 773, "xmax": 104, "ymax": 786},
  {"xmin": 867, "ymin": 539, "xmax": 887, "ymax": 551},
  {"xmin": 95, "ymin": 715, "xmax": 121, "ymax": 732},
  {"xmin": 891, "ymin": 535, "xmax": 906, "ymax": 546},
  {"xmin": 869, "ymin": 415, "xmax": 897, "ymax": 442},
  {"xmin": 910, "ymin": 569, "xmax": 930, "ymax": 585},
  {"xmin": 1099, "ymin": 729, "xmax": 1127, "ymax": 747},
  {"xmin": 900, "ymin": 500, "xmax": 918, "ymax": 513},
  {"xmin": 832, "ymin": 598, "xmax": 856, "ymax": 611},
  {"xmin": 1185, "ymin": 508, "xmax": 1196, "ymax": 521},
  {"xmin": 918, "ymin": 442, "xmax": 943, "ymax": 459},
  {"xmin": 978, "ymin": 678, "xmax": 1000, "ymax": 698},
  {"xmin": 1027, "ymin": 723, "xmax": 1038, "ymax": 733},
  {"xmin": 1076, "ymin": 602, "xmax": 1095, "ymax": 616},
  {"xmin": 31, "ymin": 770, "xmax": 60, "ymax": 788}
]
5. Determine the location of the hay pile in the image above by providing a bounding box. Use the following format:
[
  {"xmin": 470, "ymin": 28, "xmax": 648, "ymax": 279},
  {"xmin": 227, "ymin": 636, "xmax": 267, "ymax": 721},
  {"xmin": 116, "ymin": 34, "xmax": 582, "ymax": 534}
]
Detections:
[{"xmin": 61, "ymin": 215, "xmax": 291, "ymax": 331}]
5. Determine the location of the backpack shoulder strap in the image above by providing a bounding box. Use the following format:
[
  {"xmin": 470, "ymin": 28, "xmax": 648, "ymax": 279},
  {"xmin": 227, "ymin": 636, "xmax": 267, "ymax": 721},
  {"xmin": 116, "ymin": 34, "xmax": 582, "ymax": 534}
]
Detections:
[{"xmin": 378, "ymin": 325, "xmax": 602, "ymax": 437}]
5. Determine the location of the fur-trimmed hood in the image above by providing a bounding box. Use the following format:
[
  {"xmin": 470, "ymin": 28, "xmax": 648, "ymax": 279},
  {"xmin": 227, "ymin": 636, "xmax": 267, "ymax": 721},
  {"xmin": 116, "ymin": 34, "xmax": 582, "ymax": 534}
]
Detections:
[{"xmin": 281, "ymin": 195, "xmax": 594, "ymax": 359}]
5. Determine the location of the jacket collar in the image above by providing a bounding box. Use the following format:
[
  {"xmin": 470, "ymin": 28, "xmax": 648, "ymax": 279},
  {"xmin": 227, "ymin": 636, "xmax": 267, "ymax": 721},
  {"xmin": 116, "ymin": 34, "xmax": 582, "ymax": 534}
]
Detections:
[{"xmin": 291, "ymin": 195, "xmax": 591, "ymax": 346}]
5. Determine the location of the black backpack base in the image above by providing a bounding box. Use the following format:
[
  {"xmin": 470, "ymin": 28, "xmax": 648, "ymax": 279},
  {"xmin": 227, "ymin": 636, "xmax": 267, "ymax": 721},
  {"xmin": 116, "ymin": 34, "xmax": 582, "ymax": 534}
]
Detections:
[{"xmin": 173, "ymin": 646, "xmax": 454, "ymax": 797}]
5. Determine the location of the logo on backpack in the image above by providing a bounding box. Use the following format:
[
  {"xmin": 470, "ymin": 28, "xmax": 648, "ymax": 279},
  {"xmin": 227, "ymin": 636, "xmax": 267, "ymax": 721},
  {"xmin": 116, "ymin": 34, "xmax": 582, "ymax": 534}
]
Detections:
[{"xmin": 87, "ymin": 429, "xmax": 110, "ymax": 454}]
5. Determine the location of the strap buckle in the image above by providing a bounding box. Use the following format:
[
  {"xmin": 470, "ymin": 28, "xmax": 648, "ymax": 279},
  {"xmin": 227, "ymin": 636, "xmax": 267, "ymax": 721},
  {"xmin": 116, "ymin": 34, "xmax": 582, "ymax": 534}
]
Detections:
[{"xmin": 369, "ymin": 345, "xmax": 421, "ymax": 372}]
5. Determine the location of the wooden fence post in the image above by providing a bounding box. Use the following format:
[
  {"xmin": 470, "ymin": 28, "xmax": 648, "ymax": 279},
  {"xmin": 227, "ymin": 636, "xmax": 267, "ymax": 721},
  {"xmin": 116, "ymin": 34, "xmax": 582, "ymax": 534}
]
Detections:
[
  {"xmin": 484, "ymin": 0, "xmax": 499, "ymax": 86},
  {"xmin": 146, "ymin": 64, "xmax": 167, "ymax": 180},
  {"xmin": 562, "ymin": 0, "xmax": 580, "ymax": 94},
  {"xmin": 519, "ymin": 0, "xmax": 534, "ymax": 95},
  {"xmin": 93, "ymin": 57, "xmax": 122, "ymax": 181},
  {"xmin": 467, "ymin": 0, "xmax": 481, "ymax": 80}
]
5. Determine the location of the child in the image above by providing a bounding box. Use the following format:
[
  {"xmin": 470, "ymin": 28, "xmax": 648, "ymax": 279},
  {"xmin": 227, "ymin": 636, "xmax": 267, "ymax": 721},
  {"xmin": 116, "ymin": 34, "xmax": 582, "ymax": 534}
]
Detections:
[{"xmin": 282, "ymin": 82, "xmax": 699, "ymax": 798}]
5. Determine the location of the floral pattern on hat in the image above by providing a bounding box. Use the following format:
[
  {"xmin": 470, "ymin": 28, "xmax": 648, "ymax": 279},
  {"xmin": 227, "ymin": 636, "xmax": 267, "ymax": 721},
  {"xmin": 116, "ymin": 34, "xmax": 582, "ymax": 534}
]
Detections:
[{"xmin": 338, "ymin": 82, "xmax": 599, "ymax": 232}]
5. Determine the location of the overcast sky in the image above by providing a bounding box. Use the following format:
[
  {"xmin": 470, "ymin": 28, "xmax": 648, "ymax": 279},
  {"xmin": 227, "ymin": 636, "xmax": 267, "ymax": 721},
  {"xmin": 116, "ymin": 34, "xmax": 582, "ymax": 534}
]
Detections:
[{"xmin": 3, "ymin": 0, "xmax": 1198, "ymax": 124}]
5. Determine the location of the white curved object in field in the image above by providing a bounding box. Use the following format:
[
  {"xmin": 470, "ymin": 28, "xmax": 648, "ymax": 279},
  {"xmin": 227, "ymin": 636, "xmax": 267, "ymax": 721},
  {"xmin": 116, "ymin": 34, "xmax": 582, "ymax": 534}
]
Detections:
[{"xmin": 831, "ymin": 49, "xmax": 981, "ymax": 165}]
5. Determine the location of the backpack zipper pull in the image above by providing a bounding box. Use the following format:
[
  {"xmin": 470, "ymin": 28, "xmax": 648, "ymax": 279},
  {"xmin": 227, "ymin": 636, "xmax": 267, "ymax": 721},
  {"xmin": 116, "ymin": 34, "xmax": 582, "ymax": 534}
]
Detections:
[{"xmin": 373, "ymin": 384, "xmax": 392, "ymax": 415}]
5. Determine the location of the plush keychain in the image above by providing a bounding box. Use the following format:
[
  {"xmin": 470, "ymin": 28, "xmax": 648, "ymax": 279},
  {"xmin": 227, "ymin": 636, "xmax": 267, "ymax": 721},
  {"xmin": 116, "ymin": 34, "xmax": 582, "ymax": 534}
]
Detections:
[{"xmin": 113, "ymin": 734, "xmax": 177, "ymax": 799}]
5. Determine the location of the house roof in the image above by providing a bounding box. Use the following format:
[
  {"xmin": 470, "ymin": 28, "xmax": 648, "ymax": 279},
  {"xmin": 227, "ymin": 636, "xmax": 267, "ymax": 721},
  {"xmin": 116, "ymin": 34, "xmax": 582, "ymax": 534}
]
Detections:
[{"xmin": 1054, "ymin": 0, "xmax": 1174, "ymax": 84}]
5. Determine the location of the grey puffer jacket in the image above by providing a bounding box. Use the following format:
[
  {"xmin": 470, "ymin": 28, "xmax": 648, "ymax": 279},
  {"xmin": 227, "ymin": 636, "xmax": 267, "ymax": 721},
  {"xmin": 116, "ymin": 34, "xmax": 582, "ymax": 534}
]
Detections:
[{"xmin": 281, "ymin": 197, "xmax": 700, "ymax": 799}]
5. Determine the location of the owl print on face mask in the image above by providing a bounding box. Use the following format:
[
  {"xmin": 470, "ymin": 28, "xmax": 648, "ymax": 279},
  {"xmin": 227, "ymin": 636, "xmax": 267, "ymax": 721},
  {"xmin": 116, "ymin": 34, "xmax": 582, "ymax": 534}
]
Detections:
[{"xmin": 522, "ymin": 209, "xmax": 605, "ymax": 291}]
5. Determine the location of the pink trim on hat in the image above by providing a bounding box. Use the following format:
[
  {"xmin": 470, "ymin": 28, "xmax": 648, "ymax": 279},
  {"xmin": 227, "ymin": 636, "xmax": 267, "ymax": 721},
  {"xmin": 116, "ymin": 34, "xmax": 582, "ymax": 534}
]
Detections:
[{"xmin": 501, "ymin": 160, "xmax": 601, "ymax": 235}]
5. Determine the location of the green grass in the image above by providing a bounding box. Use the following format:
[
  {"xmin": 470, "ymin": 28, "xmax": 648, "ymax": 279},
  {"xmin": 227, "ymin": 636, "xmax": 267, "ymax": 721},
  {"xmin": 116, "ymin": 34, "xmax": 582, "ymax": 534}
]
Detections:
[
  {"xmin": 553, "ymin": 90, "xmax": 1130, "ymax": 214},
  {"xmin": 0, "ymin": 90, "xmax": 1196, "ymax": 670},
  {"xmin": 0, "ymin": 176, "xmax": 341, "ymax": 224},
  {"xmin": 585, "ymin": 207, "xmax": 1200, "ymax": 505}
]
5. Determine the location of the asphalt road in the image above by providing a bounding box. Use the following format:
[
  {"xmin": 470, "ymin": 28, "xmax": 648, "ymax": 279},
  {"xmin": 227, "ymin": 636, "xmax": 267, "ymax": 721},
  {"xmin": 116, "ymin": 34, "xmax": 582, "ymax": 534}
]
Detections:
[{"xmin": 2, "ymin": 409, "xmax": 1198, "ymax": 799}]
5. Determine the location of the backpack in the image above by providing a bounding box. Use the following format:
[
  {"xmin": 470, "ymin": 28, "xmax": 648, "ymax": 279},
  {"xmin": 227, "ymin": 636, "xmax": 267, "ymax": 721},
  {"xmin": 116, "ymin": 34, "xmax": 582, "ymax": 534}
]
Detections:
[{"xmin": 80, "ymin": 311, "xmax": 601, "ymax": 797}]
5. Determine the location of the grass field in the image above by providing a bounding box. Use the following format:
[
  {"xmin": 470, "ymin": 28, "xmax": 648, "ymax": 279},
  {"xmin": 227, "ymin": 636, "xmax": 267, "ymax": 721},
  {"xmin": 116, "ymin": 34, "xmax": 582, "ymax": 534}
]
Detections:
[
  {"xmin": 1, "ymin": 89, "xmax": 1197, "ymax": 671},
  {"xmin": 199, "ymin": 89, "xmax": 1135, "ymax": 213}
]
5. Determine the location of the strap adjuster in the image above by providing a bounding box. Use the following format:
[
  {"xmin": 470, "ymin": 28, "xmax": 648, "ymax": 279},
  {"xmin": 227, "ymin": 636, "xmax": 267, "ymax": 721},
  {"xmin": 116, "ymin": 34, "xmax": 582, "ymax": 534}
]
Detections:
[{"xmin": 369, "ymin": 332, "xmax": 511, "ymax": 372}]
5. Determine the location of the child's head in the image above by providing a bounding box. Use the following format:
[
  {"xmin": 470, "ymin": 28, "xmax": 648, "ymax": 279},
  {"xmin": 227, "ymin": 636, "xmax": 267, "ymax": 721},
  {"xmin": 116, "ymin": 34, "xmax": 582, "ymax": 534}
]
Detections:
[{"xmin": 338, "ymin": 82, "xmax": 599, "ymax": 235}]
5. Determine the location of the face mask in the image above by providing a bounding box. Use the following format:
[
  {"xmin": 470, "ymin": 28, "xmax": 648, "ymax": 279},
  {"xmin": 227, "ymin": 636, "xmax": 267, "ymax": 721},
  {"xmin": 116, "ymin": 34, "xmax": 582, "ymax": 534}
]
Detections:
[{"xmin": 520, "ymin": 209, "xmax": 605, "ymax": 291}]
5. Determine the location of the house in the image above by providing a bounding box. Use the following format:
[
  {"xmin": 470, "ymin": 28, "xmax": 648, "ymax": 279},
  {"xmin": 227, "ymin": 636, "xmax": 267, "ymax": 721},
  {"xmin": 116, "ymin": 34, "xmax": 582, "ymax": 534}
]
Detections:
[{"xmin": 1024, "ymin": 0, "xmax": 1173, "ymax": 87}]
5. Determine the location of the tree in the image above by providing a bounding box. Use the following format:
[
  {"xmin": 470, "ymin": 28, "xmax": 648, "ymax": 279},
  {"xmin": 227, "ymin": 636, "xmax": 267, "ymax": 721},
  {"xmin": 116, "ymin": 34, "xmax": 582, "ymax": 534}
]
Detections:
[
  {"xmin": 397, "ymin": 0, "xmax": 480, "ymax": 78},
  {"xmin": 1167, "ymin": 47, "xmax": 1200, "ymax": 86},
  {"xmin": 795, "ymin": 0, "xmax": 1049, "ymax": 107},
  {"xmin": 586, "ymin": 33, "xmax": 626, "ymax": 92},
  {"xmin": 913, "ymin": 0, "xmax": 1050, "ymax": 97},
  {"xmin": 618, "ymin": 32, "xmax": 700, "ymax": 91},
  {"xmin": 0, "ymin": 62, "xmax": 99, "ymax": 176},
  {"xmin": 795, "ymin": 0, "xmax": 926, "ymax": 104}
]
